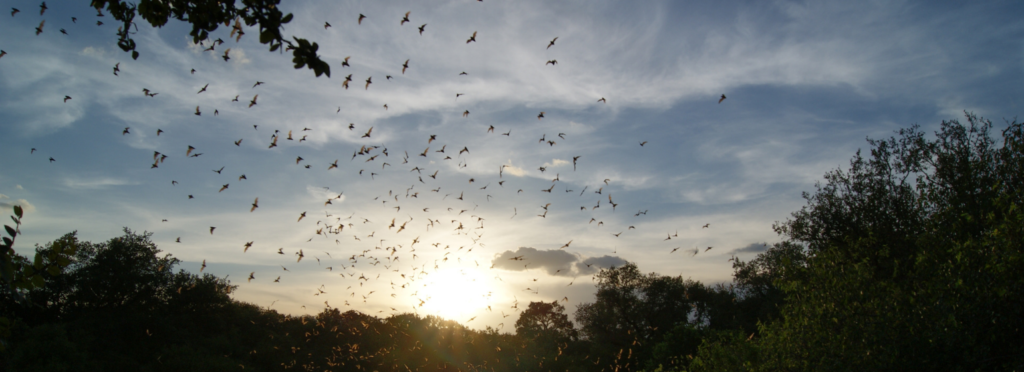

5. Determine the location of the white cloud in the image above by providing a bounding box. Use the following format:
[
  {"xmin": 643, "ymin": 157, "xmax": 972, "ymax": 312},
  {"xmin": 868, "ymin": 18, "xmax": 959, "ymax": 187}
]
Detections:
[
  {"xmin": 0, "ymin": 196, "xmax": 35, "ymax": 214},
  {"xmin": 80, "ymin": 46, "xmax": 105, "ymax": 58},
  {"xmin": 542, "ymin": 159, "xmax": 569, "ymax": 168},
  {"xmin": 502, "ymin": 162, "xmax": 527, "ymax": 177},
  {"xmin": 229, "ymin": 48, "xmax": 252, "ymax": 66},
  {"xmin": 62, "ymin": 177, "xmax": 138, "ymax": 189}
]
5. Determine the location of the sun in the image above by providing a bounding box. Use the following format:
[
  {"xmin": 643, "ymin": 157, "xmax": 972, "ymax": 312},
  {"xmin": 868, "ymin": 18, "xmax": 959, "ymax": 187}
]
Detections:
[{"xmin": 418, "ymin": 268, "xmax": 492, "ymax": 321}]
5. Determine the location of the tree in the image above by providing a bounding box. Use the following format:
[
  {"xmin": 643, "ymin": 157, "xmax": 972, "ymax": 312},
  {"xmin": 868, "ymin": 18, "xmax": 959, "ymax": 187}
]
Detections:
[
  {"xmin": 1, "ymin": 206, "xmax": 78, "ymax": 305},
  {"xmin": 0, "ymin": 207, "xmax": 79, "ymax": 352},
  {"xmin": 92, "ymin": 0, "xmax": 330, "ymax": 77},
  {"xmin": 61, "ymin": 229, "xmax": 181, "ymax": 314},
  {"xmin": 514, "ymin": 301, "xmax": 580, "ymax": 371},
  {"xmin": 729, "ymin": 241, "xmax": 807, "ymax": 335},
  {"xmin": 575, "ymin": 263, "xmax": 733, "ymax": 371},
  {"xmin": 2, "ymin": 228, "xmax": 254, "ymax": 370},
  {"xmin": 516, "ymin": 301, "xmax": 577, "ymax": 342},
  {"xmin": 693, "ymin": 113, "xmax": 1024, "ymax": 371}
]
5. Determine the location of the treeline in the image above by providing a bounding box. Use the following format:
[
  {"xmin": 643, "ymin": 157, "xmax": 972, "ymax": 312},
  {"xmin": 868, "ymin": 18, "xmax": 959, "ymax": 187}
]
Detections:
[
  {"xmin": 0, "ymin": 226, "xmax": 774, "ymax": 371},
  {"xmin": 2, "ymin": 113, "xmax": 1022, "ymax": 371}
]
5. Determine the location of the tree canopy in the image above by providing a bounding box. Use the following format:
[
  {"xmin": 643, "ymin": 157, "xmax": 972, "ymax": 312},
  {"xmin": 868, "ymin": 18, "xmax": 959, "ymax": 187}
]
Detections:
[
  {"xmin": 516, "ymin": 301, "xmax": 576, "ymax": 342},
  {"xmin": 690, "ymin": 113, "xmax": 1024, "ymax": 371}
]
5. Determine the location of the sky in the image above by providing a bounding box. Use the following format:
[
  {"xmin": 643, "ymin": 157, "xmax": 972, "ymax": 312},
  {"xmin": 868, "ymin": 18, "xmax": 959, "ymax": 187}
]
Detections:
[{"xmin": 2, "ymin": 0, "xmax": 1022, "ymax": 331}]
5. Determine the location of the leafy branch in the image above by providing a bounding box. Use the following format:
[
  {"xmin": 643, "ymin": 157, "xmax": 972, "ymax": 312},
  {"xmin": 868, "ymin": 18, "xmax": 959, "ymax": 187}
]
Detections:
[
  {"xmin": 1, "ymin": 206, "xmax": 79, "ymax": 303},
  {"xmin": 90, "ymin": 0, "xmax": 330, "ymax": 77},
  {"xmin": 1, "ymin": 205, "xmax": 25, "ymax": 299}
]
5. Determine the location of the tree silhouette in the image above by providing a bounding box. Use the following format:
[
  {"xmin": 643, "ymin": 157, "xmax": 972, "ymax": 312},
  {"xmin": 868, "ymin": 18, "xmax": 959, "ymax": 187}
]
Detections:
[
  {"xmin": 516, "ymin": 301, "xmax": 576, "ymax": 342},
  {"xmin": 575, "ymin": 263, "xmax": 730, "ymax": 371},
  {"xmin": 691, "ymin": 113, "xmax": 1024, "ymax": 371},
  {"xmin": 92, "ymin": 0, "xmax": 330, "ymax": 77},
  {"xmin": 514, "ymin": 301, "xmax": 579, "ymax": 371}
]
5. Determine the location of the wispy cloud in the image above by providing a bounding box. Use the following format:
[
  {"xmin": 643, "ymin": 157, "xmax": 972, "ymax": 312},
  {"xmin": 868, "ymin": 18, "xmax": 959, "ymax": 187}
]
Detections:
[
  {"xmin": 542, "ymin": 159, "xmax": 569, "ymax": 168},
  {"xmin": 62, "ymin": 177, "xmax": 138, "ymax": 190}
]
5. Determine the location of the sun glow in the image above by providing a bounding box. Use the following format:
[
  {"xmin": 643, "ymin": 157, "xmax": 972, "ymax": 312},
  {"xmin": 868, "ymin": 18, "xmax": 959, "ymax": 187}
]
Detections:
[{"xmin": 418, "ymin": 268, "xmax": 492, "ymax": 322}]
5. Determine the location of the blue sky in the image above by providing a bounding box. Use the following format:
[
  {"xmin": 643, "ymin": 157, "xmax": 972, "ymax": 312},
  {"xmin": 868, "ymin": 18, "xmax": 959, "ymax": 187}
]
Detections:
[{"xmin": 2, "ymin": 0, "xmax": 1022, "ymax": 329}]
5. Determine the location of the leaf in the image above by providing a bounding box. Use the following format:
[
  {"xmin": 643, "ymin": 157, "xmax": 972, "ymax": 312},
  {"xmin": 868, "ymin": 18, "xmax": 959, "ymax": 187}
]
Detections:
[
  {"xmin": 13, "ymin": 206, "xmax": 22, "ymax": 218},
  {"xmin": 10, "ymin": 216, "xmax": 19, "ymax": 225},
  {"xmin": 281, "ymin": 13, "xmax": 293, "ymax": 23},
  {"xmin": 2, "ymin": 237, "xmax": 10, "ymax": 247},
  {"xmin": 132, "ymin": 51, "xmax": 139, "ymax": 60},
  {"xmin": 4, "ymin": 225, "xmax": 15, "ymax": 238},
  {"xmin": 31, "ymin": 274, "xmax": 44, "ymax": 288}
]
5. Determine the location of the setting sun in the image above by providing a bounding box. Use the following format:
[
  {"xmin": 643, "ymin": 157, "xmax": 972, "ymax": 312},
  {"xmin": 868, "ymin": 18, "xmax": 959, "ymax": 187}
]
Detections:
[{"xmin": 418, "ymin": 268, "xmax": 492, "ymax": 322}]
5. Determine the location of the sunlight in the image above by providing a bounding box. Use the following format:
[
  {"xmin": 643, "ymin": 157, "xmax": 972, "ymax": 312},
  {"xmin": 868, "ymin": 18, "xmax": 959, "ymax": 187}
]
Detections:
[{"xmin": 418, "ymin": 268, "xmax": 492, "ymax": 322}]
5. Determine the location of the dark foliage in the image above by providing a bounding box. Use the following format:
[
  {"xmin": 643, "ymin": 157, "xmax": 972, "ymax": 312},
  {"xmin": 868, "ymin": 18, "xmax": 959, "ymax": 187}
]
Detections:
[
  {"xmin": 690, "ymin": 113, "xmax": 1024, "ymax": 371},
  {"xmin": 91, "ymin": 0, "xmax": 330, "ymax": 77}
]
